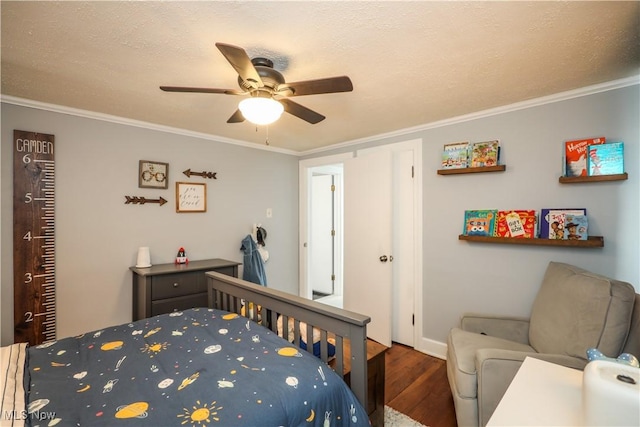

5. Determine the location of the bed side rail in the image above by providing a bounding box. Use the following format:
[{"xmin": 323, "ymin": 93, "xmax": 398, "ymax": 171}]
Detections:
[{"xmin": 206, "ymin": 271, "xmax": 370, "ymax": 409}]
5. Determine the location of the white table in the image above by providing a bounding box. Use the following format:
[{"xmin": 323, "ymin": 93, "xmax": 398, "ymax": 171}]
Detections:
[{"xmin": 487, "ymin": 357, "xmax": 583, "ymax": 426}]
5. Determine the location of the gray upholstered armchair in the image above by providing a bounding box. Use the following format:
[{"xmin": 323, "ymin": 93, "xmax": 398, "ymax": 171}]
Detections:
[{"xmin": 446, "ymin": 261, "xmax": 639, "ymax": 427}]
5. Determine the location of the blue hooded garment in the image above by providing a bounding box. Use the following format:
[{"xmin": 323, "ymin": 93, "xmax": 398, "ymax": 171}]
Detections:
[{"xmin": 240, "ymin": 234, "xmax": 267, "ymax": 286}]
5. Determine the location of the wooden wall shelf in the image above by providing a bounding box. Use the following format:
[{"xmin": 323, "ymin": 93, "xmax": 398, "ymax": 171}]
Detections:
[
  {"xmin": 458, "ymin": 234, "xmax": 604, "ymax": 248},
  {"xmin": 558, "ymin": 173, "xmax": 627, "ymax": 184},
  {"xmin": 437, "ymin": 165, "xmax": 506, "ymax": 175}
]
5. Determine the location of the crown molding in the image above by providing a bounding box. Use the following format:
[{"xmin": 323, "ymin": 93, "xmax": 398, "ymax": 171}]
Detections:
[
  {"xmin": 2, "ymin": 75, "xmax": 637, "ymax": 157},
  {"xmin": 300, "ymin": 75, "xmax": 640, "ymax": 156},
  {"xmin": 0, "ymin": 95, "xmax": 299, "ymax": 156}
]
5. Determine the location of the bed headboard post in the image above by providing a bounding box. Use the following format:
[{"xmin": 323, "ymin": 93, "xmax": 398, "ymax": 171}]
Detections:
[{"xmin": 348, "ymin": 323, "xmax": 368, "ymax": 408}]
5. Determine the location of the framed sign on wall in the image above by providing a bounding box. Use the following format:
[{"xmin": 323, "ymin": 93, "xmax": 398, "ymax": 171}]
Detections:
[
  {"xmin": 139, "ymin": 160, "xmax": 169, "ymax": 189},
  {"xmin": 176, "ymin": 182, "xmax": 206, "ymax": 212}
]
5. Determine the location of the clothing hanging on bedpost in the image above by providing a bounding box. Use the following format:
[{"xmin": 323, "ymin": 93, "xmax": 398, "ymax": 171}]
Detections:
[{"xmin": 240, "ymin": 234, "xmax": 267, "ymax": 286}]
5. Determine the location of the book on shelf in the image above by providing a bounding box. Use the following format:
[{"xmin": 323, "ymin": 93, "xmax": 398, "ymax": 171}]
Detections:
[
  {"xmin": 470, "ymin": 140, "xmax": 500, "ymax": 168},
  {"xmin": 564, "ymin": 136, "xmax": 605, "ymax": 177},
  {"xmin": 588, "ymin": 142, "xmax": 624, "ymax": 176},
  {"xmin": 563, "ymin": 213, "xmax": 588, "ymax": 241},
  {"xmin": 539, "ymin": 208, "xmax": 587, "ymax": 239},
  {"xmin": 495, "ymin": 210, "xmax": 537, "ymax": 238},
  {"xmin": 462, "ymin": 210, "xmax": 497, "ymax": 237},
  {"xmin": 441, "ymin": 141, "xmax": 470, "ymax": 169}
]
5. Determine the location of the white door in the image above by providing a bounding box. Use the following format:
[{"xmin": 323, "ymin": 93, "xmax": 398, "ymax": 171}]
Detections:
[
  {"xmin": 310, "ymin": 174, "xmax": 334, "ymax": 296},
  {"xmin": 343, "ymin": 150, "xmax": 393, "ymax": 346}
]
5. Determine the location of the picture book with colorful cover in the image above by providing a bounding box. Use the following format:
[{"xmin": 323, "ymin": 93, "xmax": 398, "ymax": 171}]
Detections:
[
  {"xmin": 539, "ymin": 208, "xmax": 587, "ymax": 239},
  {"xmin": 441, "ymin": 141, "xmax": 470, "ymax": 169},
  {"xmin": 588, "ymin": 142, "xmax": 624, "ymax": 176},
  {"xmin": 470, "ymin": 140, "xmax": 500, "ymax": 167},
  {"xmin": 462, "ymin": 210, "xmax": 497, "ymax": 237},
  {"xmin": 563, "ymin": 213, "xmax": 588, "ymax": 241},
  {"xmin": 495, "ymin": 210, "xmax": 537, "ymax": 238},
  {"xmin": 564, "ymin": 136, "xmax": 605, "ymax": 177}
]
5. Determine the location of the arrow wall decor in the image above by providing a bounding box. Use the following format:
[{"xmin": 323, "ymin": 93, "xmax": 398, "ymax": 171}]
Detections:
[
  {"xmin": 183, "ymin": 169, "xmax": 217, "ymax": 179},
  {"xmin": 124, "ymin": 196, "xmax": 168, "ymax": 206}
]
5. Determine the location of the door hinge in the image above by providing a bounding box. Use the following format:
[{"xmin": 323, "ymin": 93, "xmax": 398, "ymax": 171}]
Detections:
[
  {"xmin": 411, "ymin": 165, "xmax": 414, "ymax": 178},
  {"xmin": 331, "ymin": 229, "xmax": 335, "ymax": 236},
  {"xmin": 331, "ymin": 274, "xmax": 336, "ymax": 281},
  {"xmin": 331, "ymin": 184, "xmax": 336, "ymax": 192},
  {"xmin": 412, "ymin": 314, "xmax": 415, "ymax": 325}
]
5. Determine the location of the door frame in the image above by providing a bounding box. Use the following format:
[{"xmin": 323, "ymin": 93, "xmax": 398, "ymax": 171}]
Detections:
[
  {"xmin": 299, "ymin": 152, "xmax": 353, "ymax": 300},
  {"xmin": 299, "ymin": 139, "xmax": 423, "ymax": 348}
]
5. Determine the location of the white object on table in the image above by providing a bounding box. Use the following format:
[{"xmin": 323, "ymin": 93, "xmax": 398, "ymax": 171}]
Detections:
[
  {"xmin": 582, "ymin": 359, "xmax": 639, "ymax": 426},
  {"xmin": 136, "ymin": 246, "xmax": 151, "ymax": 268},
  {"xmin": 487, "ymin": 357, "xmax": 583, "ymax": 426}
]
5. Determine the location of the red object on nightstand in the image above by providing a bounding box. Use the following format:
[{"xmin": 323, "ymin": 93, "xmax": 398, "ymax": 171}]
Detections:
[{"xmin": 175, "ymin": 247, "xmax": 188, "ymax": 264}]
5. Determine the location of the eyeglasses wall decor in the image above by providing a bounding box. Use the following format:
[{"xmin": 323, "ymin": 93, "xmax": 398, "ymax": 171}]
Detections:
[{"xmin": 139, "ymin": 160, "xmax": 169, "ymax": 189}]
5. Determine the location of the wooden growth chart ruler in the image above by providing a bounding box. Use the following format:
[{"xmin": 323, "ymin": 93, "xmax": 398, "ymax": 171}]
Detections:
[{"xmin": 13, "ymin": 130, "xmax": 56, "ymax": 345}]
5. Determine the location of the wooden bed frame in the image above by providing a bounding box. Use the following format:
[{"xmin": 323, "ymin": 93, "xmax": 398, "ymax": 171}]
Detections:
[{"xmin": 206, "ymin": 271, "xmax": 371, "ymax": 410}]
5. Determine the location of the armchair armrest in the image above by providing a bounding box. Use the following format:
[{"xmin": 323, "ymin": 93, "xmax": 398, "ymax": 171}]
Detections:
[
  {"xmin": 475, "ymin": 348, "xmax": 587, "ymax": 426},
  {"xmin": 461, "ymin": 313, "xmax": 530, "ymax": 344}
]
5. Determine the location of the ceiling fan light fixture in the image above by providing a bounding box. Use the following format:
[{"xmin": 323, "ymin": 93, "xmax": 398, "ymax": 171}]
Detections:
[{"xmin": 239, "ymin": 97, "xmax": 284, "ymax": 125}]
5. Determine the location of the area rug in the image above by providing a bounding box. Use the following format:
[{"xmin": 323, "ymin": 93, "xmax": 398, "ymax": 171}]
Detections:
[{"xmin": 384, "ymin": 405, "xmax": 427, "ymax": 427}]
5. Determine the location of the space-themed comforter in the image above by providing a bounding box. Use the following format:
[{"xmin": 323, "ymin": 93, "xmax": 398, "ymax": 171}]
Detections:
[{"xmin": 13, "ymin": 308, "xmax": 369, "ymax": 426}]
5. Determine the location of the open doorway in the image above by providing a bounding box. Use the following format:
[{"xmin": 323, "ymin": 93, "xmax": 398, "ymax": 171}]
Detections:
[
  {"xmin": 299, "ymin": 153, "xmax": 353, "ymax": 305},
  {"xmin": 309, "ymin": 165, "xmax": 343, "ymax": 308}
]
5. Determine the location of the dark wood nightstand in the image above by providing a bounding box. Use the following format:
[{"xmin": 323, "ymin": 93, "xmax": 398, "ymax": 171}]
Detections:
[{"xmin": 130, "ymin": 258, "xmax": 240, "ymax": 321}]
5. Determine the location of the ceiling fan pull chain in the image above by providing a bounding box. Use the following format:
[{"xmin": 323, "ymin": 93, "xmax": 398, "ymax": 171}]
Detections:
[{"xmin": 265, "ymin": 125, "xmax": 270, "ymax": 146}]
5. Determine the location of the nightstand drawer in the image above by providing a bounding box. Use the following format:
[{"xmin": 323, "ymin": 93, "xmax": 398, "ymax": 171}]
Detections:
[
  {"xmin": 152, "ymin": 272, "xmax": 205, "ymax": 299},
  {"xmin": 151, "ymin": 293, "xmax": 208, "ymax": 317},
  {"xmin": 131, "ymin": 258, "xmax": 241, "ymax": 321}
]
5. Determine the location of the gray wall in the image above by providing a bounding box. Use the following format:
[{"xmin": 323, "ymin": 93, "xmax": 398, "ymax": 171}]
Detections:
[
  {"xmin": 1, "ymin": 104, "xmax": 299, "ymax": 345},
  {"xmin": 2, "ymin": 83, "xmax": 638, "ymax": 354},
  {"xmin": 303, "ymin": 84, "xmax": 639, "ymax": 354}
]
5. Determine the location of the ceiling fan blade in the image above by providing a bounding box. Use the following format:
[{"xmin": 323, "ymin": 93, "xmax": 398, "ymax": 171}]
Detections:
[
  {"xmin": 279, "ymin": 98, "xmax": 325, "ymax": 124},
  {"xmin": 227, "ymin": 109, "xmax": 245, "ymax": 123},
  {"xmin": 215, "ymin": 43, "xmax": 263, "ymax": 89},
  {"xmin": 160, "ymin": 86, "xmax": 244, "ymax": 95},
  {"xmin": 277, "ymin": 76, "xmax": 353, "ymax": 97}
]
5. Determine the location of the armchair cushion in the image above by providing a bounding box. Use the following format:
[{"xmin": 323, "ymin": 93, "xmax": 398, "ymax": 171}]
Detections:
[
  {"xmin": 447, "ymin": 328, "xmax": 534, "ymax": 399},
  {"xmin": 529, "ymin": 262, "xmax": 636, "ymax": 358},
  {"xmin": 460, "ymin": 313, "xmax": 530, "ymax": 344}
]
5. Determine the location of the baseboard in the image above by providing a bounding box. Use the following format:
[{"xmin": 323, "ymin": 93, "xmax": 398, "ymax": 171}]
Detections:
[{"xmin": 415, "ymin": 336, "xmax": 447, "ymax": 360}]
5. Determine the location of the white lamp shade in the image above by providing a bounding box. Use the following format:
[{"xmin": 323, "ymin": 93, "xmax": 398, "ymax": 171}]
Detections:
[{"xmin": 238, "ymin": 97, "xmax": 284, "ymax": 125}]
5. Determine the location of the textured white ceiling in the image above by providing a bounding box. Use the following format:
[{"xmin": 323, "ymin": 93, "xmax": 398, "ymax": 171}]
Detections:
[{"xmin": 2, "ymin": 1, "xmax": 639, "ymax": 153}]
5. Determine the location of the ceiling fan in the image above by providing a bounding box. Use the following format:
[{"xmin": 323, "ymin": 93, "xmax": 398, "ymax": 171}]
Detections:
[{"xmin": 160, "ymin": 42, "xmax": 353, "ymax": 125}]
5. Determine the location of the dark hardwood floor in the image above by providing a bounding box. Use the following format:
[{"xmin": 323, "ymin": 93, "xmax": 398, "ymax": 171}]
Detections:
[{"xmin": 385, "ymin": 343, "xmax": 458, "ymax": 427}]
